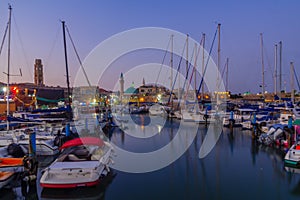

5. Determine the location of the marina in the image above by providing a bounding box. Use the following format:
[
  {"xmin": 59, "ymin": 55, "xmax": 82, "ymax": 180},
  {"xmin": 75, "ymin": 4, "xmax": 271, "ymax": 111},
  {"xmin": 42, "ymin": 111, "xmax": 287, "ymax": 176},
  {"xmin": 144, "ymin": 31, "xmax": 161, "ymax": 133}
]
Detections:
[
  {"xmin": 0, "ymin": 115, "xmax": 299, "ymax": 199},
  {"xmin": 0, "ymin": 1, "xmax": 299, "ymax": 199}
]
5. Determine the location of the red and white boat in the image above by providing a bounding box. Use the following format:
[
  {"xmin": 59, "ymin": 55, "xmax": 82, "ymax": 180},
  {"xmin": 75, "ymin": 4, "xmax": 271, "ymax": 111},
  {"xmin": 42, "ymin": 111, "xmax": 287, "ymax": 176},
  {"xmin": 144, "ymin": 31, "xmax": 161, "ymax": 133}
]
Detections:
[{"xmin": 40, "ymin": 137, "xmax": 114, "ymax": 188}]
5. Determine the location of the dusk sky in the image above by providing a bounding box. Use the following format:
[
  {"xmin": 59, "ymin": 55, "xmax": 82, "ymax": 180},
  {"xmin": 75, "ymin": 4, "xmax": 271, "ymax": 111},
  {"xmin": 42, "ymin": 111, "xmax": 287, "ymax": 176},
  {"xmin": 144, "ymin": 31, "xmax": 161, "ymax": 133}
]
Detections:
[{"xmin": 0, "ymin": 0, "xmax": 299, "ymax": 93}]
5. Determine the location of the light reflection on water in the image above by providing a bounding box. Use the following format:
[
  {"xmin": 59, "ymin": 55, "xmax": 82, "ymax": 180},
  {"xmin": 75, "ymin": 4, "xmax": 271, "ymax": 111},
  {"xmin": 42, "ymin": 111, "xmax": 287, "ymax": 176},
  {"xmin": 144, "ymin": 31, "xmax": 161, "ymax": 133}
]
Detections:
[{"xmin": 1, "ymin": 114, "xmax": 300, "ymax": 200}]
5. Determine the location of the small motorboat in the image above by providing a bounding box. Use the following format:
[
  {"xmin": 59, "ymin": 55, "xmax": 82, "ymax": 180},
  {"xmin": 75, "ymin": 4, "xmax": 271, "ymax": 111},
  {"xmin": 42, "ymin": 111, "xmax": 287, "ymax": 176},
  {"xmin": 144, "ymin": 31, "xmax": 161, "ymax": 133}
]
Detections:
[
  {"xmin": 40, "ymin": 137, "xmax": 114, "ymax": 189},
  {"xmin": 284, "ymin": 142, "xmax": 300, "ymax": 167}
]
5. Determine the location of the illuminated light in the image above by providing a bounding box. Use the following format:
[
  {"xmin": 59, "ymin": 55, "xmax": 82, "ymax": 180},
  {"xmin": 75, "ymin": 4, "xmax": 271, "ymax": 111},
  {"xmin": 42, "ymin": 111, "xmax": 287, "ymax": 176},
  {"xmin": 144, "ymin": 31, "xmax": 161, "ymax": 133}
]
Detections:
[
  {"xmin": 205, "ymin": 95, "xmax": 209, "ymax": 99},
  {"xmin": 2, "ymin": 87, "xmax": 7, "ymax": 92},
  {"xmin": 139, "ymin": 97, "xmax": 144, "ymax": 102}
]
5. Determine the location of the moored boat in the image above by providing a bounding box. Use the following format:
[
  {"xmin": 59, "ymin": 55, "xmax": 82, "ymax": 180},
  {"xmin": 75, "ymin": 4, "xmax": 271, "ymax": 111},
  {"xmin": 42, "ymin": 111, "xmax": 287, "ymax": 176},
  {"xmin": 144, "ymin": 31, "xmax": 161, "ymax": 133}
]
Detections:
[
  {"xmin": 284, "ymin": 142, "xmax": 300, "ymax": 167},
  {"xmin": 40, "ymin": 137, "xmax": 114, "ymax": 189}
]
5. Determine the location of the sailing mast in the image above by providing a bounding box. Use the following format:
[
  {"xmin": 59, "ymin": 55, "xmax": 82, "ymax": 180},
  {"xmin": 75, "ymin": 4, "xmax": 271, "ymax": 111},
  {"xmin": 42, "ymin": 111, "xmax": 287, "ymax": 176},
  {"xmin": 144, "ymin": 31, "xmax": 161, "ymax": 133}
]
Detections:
[
  {"xmin": 6, "ymin": 5, "xmax": 12, "ymax": 131},
  {"xmin": 226, "ymin": 58, "xmax": 229, "ymax": 92},
  {"xmin": 216, "ymin": 23, "xmax": 221, "ymax": 104},
  {"xmin": 201, "ymin": 33, "xmax": 205, "ymax": 101},
  {"xmin": 61, "ymin": 21, "xmax": 72, "ymax": 120},
  {"xmin": 170, "ymin": 34, "xmax": 173, "ymax": 107},
  {"xmin": 290, "ymin": 62, "xmax": 295, "ymax": 104},
  {"xmin": 185, "ymin": 34, "xmax": 189, "ymax": 108},
  {"xmin": 274, "ymin": 44, "xmax": 278, "ymax": 95},
  {"xmin": 260, "ymin": 33, "xmax": 265, "ymax": 99},
  {"xmin": 279, "ymin": 41, "xmax": 282, "ymax": 100}
]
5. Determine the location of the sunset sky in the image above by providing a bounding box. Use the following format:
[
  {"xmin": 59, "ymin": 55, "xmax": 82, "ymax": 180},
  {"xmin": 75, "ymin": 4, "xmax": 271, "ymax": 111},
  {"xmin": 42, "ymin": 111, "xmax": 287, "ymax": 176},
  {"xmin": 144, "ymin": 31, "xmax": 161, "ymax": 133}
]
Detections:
[{"xmin": 0, "ymin": 0, "xmax": 299, "ymax": 93}]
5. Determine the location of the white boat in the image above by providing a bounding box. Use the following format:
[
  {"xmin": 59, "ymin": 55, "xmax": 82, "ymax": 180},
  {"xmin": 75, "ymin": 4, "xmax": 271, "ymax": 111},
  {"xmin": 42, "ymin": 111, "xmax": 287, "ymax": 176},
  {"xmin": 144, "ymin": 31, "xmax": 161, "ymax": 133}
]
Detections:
[
  {"xmin": 40, "ymin": 137, "xmax": 114, "ymax": 188},
  {"xmin": 223, "ymin": 108, "xmax": 257, "ymax": 127},
  {"xmin": 149, "ymin": 104, "xmax": 166, "ymax": 116},
  {"xmin": 0, "ymin": 127, "xmax": 62, "ymax": 156},
  {"xmin": 284, "ymin": 142, "xmax": 300, "ymax": 167},
  {"xmin": 258, "ymin": 124, "xmax": 286, "ymax": 145}
]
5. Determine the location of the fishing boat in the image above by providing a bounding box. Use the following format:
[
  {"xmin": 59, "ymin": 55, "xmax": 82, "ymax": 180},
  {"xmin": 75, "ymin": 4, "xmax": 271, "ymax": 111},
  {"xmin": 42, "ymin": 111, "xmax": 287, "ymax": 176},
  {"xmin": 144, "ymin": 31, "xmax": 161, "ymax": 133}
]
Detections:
[{"xmin": 40, "ymin": 137, "xmax": 114, "ymax": 188}]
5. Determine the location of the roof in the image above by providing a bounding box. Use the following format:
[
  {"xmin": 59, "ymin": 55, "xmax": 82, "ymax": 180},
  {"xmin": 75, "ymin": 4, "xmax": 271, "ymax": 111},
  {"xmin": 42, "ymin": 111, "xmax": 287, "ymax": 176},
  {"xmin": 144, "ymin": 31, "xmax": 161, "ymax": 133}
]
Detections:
[{"xmin": 124, "ymin": 86, "xmax": 138, "ymax": 94}]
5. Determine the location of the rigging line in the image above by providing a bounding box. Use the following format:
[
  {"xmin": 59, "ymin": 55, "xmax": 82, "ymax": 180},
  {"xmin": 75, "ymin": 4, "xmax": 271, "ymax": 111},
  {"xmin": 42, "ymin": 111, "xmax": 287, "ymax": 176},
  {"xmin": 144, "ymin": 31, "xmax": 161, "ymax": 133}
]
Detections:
[
  {"xmin": 155, "ymin": 36, "xmax": 171, "ymax": 86},
  {"xmin": 167, "ymin": 40, "xmax": 187, "ymax": 104},
  {"xmin": 293, "ymin": 66, "xmax": 300, "ymax": 91},
  {"xmin": 196, "ymin": 27, "xmax": 218, "ymax": 98},
  {"xmin": 0, "ymin": 23, "xmax": 8, "ymax": 57},
  {"xmin": 12, "ymin": 13, "xmax": 30, "ymax": 78},
  {"xmin": 65, "ymin": 25, "xmax": 91, "ymax": 87},
  {"xmin": 263, "ymin": 44, "xmax": 274, "ymax": 84},
  {"xmin": 178, "ymin": 45, "xmax": 196, "ymax": 109},
  {"xmin": 45, "ymin": 24, "xmax": 61, "ymax": 69},
  {"xmin": 217, "ymin": 59, "xmax": 227, "ymax": 89},
  {"xmin": 186, "ymin": 36, "xmax": 204, "ymax": 98}
]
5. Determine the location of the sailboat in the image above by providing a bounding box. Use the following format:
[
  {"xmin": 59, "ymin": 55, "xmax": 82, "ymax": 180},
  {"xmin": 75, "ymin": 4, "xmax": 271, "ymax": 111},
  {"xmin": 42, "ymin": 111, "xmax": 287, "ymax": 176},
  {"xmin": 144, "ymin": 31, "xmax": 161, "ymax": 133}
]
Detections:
[{"xmin": 0, "ymin": 5, "xmax": 25, "ymax": 189}]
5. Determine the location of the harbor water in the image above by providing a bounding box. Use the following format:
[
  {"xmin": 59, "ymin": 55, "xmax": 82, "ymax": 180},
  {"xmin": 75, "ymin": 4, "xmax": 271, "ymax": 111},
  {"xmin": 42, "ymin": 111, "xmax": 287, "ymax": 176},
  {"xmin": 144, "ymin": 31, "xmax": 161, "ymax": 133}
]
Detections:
[{"xmin": 1, "ymin": 114, "xmax": 300, "ymax": 200}]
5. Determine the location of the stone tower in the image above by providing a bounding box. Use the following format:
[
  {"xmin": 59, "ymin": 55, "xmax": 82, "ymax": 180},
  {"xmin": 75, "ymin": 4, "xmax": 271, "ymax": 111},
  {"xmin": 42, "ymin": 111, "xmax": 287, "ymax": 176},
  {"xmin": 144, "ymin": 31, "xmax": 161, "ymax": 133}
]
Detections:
[{"xmin": 34, "ymin": 59, "xmax": 44, "ymax": 86}]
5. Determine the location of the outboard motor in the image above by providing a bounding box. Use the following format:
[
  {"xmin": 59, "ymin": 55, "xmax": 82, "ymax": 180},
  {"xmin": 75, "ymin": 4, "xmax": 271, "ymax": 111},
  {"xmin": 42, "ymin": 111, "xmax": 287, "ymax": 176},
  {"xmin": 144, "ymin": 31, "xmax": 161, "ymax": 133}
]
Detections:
[{"xmin": 7, "ymin": 143, "xmax": 25, "ymax": 158}]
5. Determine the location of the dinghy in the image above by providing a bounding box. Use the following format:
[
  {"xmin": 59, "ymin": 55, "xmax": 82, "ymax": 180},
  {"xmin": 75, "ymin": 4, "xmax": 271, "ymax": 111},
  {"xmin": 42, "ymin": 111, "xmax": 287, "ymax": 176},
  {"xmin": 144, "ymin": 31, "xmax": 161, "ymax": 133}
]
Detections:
[{"xmin": 40, "ymin": 137, "xmax": 114, "ymax": 188}]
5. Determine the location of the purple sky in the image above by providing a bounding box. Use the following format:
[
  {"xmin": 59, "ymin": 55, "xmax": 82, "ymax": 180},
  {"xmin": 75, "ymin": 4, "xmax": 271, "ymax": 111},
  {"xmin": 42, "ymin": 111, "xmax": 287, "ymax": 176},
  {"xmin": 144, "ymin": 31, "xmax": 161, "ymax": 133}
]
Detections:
[{"xmin": 0, "ymin": 0, "xmax": 299, "ymax": 93}]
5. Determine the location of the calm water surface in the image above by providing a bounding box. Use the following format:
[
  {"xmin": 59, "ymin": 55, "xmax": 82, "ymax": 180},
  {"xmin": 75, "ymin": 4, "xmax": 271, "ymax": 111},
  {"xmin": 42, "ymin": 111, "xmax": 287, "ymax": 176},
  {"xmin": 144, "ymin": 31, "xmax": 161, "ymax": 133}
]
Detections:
[{"xmin": 1, "ymin": 114, "xmax": 300, "ymax": 200}]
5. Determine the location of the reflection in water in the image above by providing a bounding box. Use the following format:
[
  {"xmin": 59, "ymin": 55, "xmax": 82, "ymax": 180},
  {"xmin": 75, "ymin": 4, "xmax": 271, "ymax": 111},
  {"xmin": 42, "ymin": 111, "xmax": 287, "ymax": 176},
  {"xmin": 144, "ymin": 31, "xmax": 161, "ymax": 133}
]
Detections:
[
  {"xmin": 21, "ymin": 181, "xmax": 38, "ymax": 200},
  {"xmin": 0, "ymin": 188, "xmax": 16, "ymax": 200},
  {"xmin": 3, "ymin": 119, "xmax": 300, "ymax": 199}
]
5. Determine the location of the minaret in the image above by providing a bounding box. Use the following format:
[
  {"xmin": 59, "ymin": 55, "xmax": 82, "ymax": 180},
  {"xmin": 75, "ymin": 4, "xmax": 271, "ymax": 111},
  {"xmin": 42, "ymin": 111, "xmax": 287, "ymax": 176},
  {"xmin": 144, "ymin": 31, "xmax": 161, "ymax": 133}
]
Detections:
[
  {"xmin": 142, "ymin": 78, "xmax": 145, "ymax": 86},
  {"xmin": 119, "ymin": 73, "xmax": 124, "ymax": 103}
]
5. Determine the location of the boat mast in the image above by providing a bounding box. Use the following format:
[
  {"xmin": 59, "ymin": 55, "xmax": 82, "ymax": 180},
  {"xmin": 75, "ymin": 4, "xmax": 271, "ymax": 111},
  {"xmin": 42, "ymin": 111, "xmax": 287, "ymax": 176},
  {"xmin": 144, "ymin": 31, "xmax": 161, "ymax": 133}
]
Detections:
[
  {"xmin": 170, "ymin": 34, "xmax": 173, "ymax": 106},
  {"xmin": 201, "ymin": 33, "xmax": 205, "ymax": 100},
  {"xmin": 274, "ymin": 44, "xmax": 278, "ymax": 95},
  {"xmin": 6, "ymin": 5, "xmax": 12, "ymax": 131},
  {"xmin": 217, "ymin": 23, "xmax": 221, "ymax": 104},
  {"xmin": 279, "ymin": 41, "xmax": 282, "ymax": 99},
  {"xmin": 226, "ymin": 58, "xmax": 229, "ymax": 92},
  {"xmin": 290, "ymin": 62, "xmax": 295, "ymax": 104},
  {"xmin": 62, "ymin": 21, "xmax": 72, "ymax": 117},
  {"xmin": 185, "ymin": 34, "xmax": 189, "ymax": 107},
  {"xmin": 260, "ymin": 33, "xmax": 265, "ymax": 99}
]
